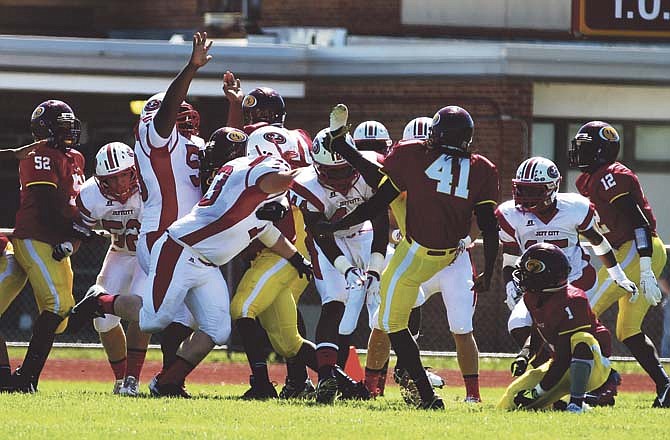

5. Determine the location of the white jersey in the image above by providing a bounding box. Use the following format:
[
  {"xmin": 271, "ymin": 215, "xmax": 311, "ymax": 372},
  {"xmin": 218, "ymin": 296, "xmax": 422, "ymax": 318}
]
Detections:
[
  {"xmin": 134, "ymin": 114, "xmax": 204, "ymax": 235},
  {"xmin": 289, "ymin": 151, "xmax": 378, "ymax": 238},
  {"xmin": 76, "ymin": 177, "xmax": 143, "ymax": 254},
  {"xmin": 497, "ymin": 192, "xmax": 596, "ymax": 282},
  {"xmin": 168, "ymin": 155, "xmax": 291, "ymax": 266}
]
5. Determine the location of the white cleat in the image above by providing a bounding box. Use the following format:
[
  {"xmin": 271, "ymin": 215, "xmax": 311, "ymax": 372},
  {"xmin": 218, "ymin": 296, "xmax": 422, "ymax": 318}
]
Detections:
[
  {"xmin": 112, "ymin": 379, "xmax": 123, "ymax": 395},
  {"xmin": 566, "ymin": 402, "xmax": 591, "ymax": 414},
  {"xmin": 119, "ymin": 376, "xmax": 140, "ymax": 397},
  {"xmin": 329, "ymin": 104, "xmax": 349, "ymax": 132},
  {"xmin": 425, "ymin": 368, "xmax": 445, "ymax": 388}
]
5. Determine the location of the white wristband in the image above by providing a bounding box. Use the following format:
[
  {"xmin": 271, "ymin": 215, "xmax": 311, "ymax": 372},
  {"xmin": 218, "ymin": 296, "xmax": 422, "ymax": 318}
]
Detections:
[
  {"xmin": 334, "ymin": 255, "xmax": 353, "ymax": 275},
  {"xmin": 502, "ymin": 253, "xmax": 519, "ymax": 268},
  {"xmin": 461, "ymin": 235, "xmax": 472, "ymax": 248},
  {"xmin": 606, "ymin": 264, "xmax": 627, "ymax": 283},
  {"xmin": 368, "ymin": 252, "xmax": 385, "ymax": 275},
  {"xmin": 591, "ymin": 238, "xmax": 613, "ymax": 256},
  {"xmin": 533, "ymin": 383, "xmax": 546, "ymax": 396},
  {"xmin": 258, "ymin": 225, "xmax": 282, "ymax": 248},
  {"xmin": 640, "ymin": 256, "xmax": 653, "ymax": 273}
]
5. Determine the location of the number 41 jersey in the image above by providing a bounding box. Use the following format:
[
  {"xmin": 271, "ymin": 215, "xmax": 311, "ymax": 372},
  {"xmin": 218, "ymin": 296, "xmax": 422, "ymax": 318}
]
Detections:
[
  {"xmin": 382, "ymin": 141, "xmax": 499, "ymax": 249},
  {"xmin": 168, "ymin": 155, "xmax": 291, "ymax": 267},
  {"xmin": 75, "ymin": 177, "xmax": 143, "ymax": 254}
]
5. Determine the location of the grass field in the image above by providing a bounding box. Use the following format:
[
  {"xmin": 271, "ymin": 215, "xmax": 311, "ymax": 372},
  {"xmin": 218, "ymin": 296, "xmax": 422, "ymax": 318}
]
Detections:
[
  {"xmin": 1, "ymin": 348, "xmax": 667, "ymax": 439},
  {"xmin": 0, "ymin": 381, "xmax": 666, "ymax": 439}
]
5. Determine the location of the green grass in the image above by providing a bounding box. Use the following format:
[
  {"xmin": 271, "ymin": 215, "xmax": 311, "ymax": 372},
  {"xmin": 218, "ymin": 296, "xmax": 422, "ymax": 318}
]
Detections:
[{"xmin": 0, "ymin": 381, "xmax": 665, "ymax": 439}]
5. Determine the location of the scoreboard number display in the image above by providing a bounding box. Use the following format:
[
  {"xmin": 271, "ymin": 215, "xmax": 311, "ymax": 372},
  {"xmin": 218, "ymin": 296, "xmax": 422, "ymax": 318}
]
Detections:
[{"xmin": 574, "ymin": 0, "xmax": 670, "ymax": 37}]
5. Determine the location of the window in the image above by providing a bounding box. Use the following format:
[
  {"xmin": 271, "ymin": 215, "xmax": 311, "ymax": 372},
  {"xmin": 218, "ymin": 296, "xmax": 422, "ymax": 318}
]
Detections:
[
  {"xmin": 634, "ymin": 125, "xmax": 670, "ymax": 161},
  {"xmin": 531, "ymin": 122, "xmax": 554, "ymax": 160}
]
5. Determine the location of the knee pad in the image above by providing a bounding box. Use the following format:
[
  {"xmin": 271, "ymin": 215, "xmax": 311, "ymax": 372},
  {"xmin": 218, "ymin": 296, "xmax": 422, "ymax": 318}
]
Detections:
[
  {"xmin": 203, "ymin": 317, "xmax": 231, "ymax": 346},
  {"xmin": 267, "ymin": 328, "xmax": 303, "ymax": 359},
  {"xmin": 94, "ymin": 314, "xmax": 122, "ymax": 333}
]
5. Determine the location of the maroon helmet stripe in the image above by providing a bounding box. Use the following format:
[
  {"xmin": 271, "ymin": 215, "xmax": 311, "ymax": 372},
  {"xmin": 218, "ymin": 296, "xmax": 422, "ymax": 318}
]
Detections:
[
  {"xmin": 106, "ymin": 145, "xmax": 117, "ymax": 170},
  {"xmin": 416, "ymin": 121, "xmax": 424, "ymax": 137}
]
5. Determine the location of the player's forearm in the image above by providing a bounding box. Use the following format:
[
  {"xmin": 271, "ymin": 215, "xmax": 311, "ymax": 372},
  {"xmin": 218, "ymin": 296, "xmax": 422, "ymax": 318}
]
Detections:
[
  {"xmin": 539, "ymin": 338, "xmax": 571, "ymax": 390},
  {"xmin": 153, "ymin": 63, "xmax": 199, "ymax": 138},
  {"xmin": 582, "ymin": 228, "xmax": 619, "ymax": 268},
  {"xmin": 267, "ymin": 233, "xmax": 299, "ymax": 260},
  {"xmin": 333, "ymin": 180, "xmax": 398, "ymax": 231},
  {"xmin": 226, "ymin": 100, "xmax": 244, "ymax": 129},
  {"xmin": 330, "ymin": 136, "xmax": 384, "ymax": 187},
  {"xmin": 612, "ymin": 194, "xmax": 653, "ymax": 257},
  {"xmin": 370, "ymin": 211, "xmax": 389, "ymax": 256},
  {"xmin": 475, "ymin": 203, "xmax": 500, "ymax": 278}
]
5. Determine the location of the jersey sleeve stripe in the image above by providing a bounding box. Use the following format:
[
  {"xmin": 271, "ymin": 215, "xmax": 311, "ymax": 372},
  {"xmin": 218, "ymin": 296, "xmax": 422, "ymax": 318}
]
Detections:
[
  {"xmin": 379, "ymin": 174, "xmax": 401, "ymax": 193},
  {"xmin": 178, "ymin": 186, "xmax": 268, "ymax": 247},
  {"xmin": 497, "ymin": 211, "xmax": 516, "ymax": 238},
  {"xmin": 557, "ymin": 324, "xmax": 591, "ymax": 336},
  {"xmin": 577, "ymin": 206, "xmax": 595, "ymax": 232},
  {"xmin": 608, "ymin": 192, "xmax": 630, "ymax": 204},
  {"xmin": 25, "ymin": 181, "xmax": 57, "ymax": 188},
  {"xmin": 290, "ymin": 181, "xmax": 325, "ymax": 213},
  {"xmin": 475, "ymin": 199, "xmax": 497, "ymax": 206}
]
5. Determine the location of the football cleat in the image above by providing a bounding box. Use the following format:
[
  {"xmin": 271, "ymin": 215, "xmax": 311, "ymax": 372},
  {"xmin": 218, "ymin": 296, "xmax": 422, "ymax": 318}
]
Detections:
[
  {"xmin": 112, "ymin": 379, "xmax": 123, "ymax": 395},
  {"xmin": 464, "ymin": 396, "xmax": 482, "ymax": 404},
  {"xmin": 338, "ymin": 381, "xmax": 371, "ymax": 401},
  {"xmin": 653, "ymin": 382, "xmax": 670, "ymax": 408},
  {"xmin": 394, "ymin": 369, "xmax": 421, "ymax": 407},
  {"xmin": 418, "ymin": 394, "xmax": 445, "ymax": 410},
  {"xmin": 149, "ymin": 374, "xmax": 191, "ymax": 399},
  {"xmin": 315, "ymin": 377, "xmax": 339, "ymax": 404},
  {"xmin": 425, "ymin": 367, "xmax": 445, "ymax": 388},
  {"xmin": 119, "ymin": 376, "xmax": 140, "ymax": 397},
  {"xmin": 565, "ymin": 402, "xmax": 591, "ymax": 414},
  {"xmin": 241, "ymin": 375, "xmax": 278, "ymax": 400},
  {"xmin": 278, "ymin": 377, "xmax": 315, "ymax": 400},
  {"xmin": 67, "ymin": 285, "xmax": 107, "ymax": 332},
  {"xmin": 9, "ymin": 368, "xmax": 37, "ymax": 393},
  {"xmin": 585, "ymin": 369, "xmax": 621, "ymax": 407}
]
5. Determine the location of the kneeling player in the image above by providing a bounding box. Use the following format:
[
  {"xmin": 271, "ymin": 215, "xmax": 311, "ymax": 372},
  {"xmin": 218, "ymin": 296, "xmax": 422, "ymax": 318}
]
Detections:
[{"xmin": 497, "ymin": 243, "xmax": 613, "ymax": 413}]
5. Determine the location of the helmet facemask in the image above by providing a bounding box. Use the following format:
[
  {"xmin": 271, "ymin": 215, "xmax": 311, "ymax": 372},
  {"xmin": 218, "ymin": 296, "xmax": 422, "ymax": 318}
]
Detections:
[
  {"xmin": 96, "ymin": 167, "xmax": 139, "ymax": 204},
  {"xmin": 53, "ymin": 113, "xmax": 81, "ymax": 149},
  {"xmin": 512, "ymin": 180, "xmax": 559, "ymax": 214},
  {"xmin": 315, "ymin": 162, "xmax": 359, "ymax": 194},
  {"xmin": 177, "ymin": 103, "xmax": 200, "ymax": 138}
]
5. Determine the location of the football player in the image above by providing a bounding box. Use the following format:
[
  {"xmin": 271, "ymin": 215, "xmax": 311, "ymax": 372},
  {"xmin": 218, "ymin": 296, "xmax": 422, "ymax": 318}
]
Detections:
[
  {"xmin": 73, "ymin": 142, "xmax": 148, "ymax": 395},
  {"xmin": 0, "ymin": 139, "xmax": 50, "ymax": 160},
  {"xmin": 401, "ymin": 117, "xmax": 432, "ymax": 142},
  {"xmin": 132, "ymin": 32, "xmax": 211, "ymax": 392},
  {"xmin": 223, "ymin": 74, "xmax": 317, "ymax": 398},
  {"xmin": 69, "ymin": 130, "xmax": 312, "ymax": 397},
  {"xmin": 290, "ymin": 128, "xmax": 386, "ymax": 404},
  {"xmin": 352, "ymin": 120, "xmax": 393, "ymax": 155},
  {"xmin": 5, "ymin": 99, "xmax": 85, "ymax": 392},
  {"xmin": 497, "ymin": 243, "xmax": 613, "ymax": 413},
  {"xmin": 498, "ymin": 157, "xmax": 636, "ymax": 382},
  {"xmin": 314, "ymin": 105, "xmax": 500, "ymax": 409},
  {"xmin": 569, "ymin": 121, "xmax": 670, "ymax": 407}
]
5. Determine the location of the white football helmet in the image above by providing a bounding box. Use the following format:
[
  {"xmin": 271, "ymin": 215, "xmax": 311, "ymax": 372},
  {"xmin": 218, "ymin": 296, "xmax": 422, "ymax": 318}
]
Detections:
[
  {"xmin": 94, "ymin": 142, "xmax": 139, "ymax": 204},
  {"xmin": 402, "ymin": 117, "xmax": 432, "ymax": 141},
  {"xmin": 246, "ymin": 125, "xmax": 309, "ymax": 169},
  {"xmin": 353, "ymin": 121, "xmax": 392, "ymax": 153},
  {"xmin": 512, "ymin": 157, "xmax": 561, "ymax": 212},
  {"xmin": 311, "ymin": 128, "xmax": 359, "ymax": 193}
]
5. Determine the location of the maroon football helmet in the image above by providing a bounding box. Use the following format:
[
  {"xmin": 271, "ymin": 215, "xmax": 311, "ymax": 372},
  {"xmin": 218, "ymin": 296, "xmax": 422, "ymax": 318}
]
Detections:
[
  {"xmin": 513, "ymin": 243, "xmax": 570, "ymax": 294},
  {"xmin": 177, "ymin": 102, "xmax": 201, "ymax": 137},
  {"xmin": 429, "ymin": 106, "xmax": 474, "ymax": 156},
  {"xmin": 30, "ymin": 100, "xmax": 81, "ymax": 150},
  {"xmin": 200, "ymin": 127, "xmax": 249, "ymax": 192},
  {"xmin": 569, "ymin": 121, "xmax": 620, "ymax": 172},
  {"xmin": 242, "ymin": 87, "xmax": 286, "ymax": 126}
]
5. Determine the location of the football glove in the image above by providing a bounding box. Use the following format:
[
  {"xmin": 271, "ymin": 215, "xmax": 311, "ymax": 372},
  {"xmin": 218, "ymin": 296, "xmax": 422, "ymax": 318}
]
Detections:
[
  {"xmin": 256, "ymin": 199, "xmax": 290, "ymax": 222},
  {"xmin": 607, "ymin": 264, "xmax": 639, "ymax": 303},
  {"xmin": 52, "ymin": 241, "xmax": 73, "ymax": 261},
  {"xmin": 311, "ymin": 220, "xmax": 338, "ymax": 237},
  {"xmin": 514, "ymin": 384, "xmax": 545, "ymax": 408},
  {"xmin": 505, "ymin": 281, "xmax": 522, "ymax": 311},
  {"xmin": 345, "ymin": 267, "xmax": 367, "ymax": 290},
  {"xmin": 287, "ymin": 252, "xmax": 313, "ymax": 280},
  {"xmin": 365, "ymin": 270, "xmax": 381, "ymax": 310},
  {"xmin": 640, "ymin": 256, "xmax": 662, "ymax": 306},
  {"xmin": 510, "ymin": 354, "xmax": 529, "ymax": 377}
]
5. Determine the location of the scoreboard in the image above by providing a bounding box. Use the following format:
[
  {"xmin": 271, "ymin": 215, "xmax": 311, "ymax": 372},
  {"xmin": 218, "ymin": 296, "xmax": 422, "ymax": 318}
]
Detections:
[{"xmin": 574, "ymin": 0, "xmax": 670, "ymax": 37}]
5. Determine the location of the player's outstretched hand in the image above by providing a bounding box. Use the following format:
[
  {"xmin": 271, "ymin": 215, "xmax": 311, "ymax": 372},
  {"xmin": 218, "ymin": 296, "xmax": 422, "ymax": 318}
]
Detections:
[
  {"xmin": 256, "ymin": 199, "xmax": 290, "ymax": 222},
  {"xmin": 472, "ymin": 272, "xmax": 491, "ymax": 293},
  {"xmin": 222, "ymin": 70, "xmax": 244, "ymax": 103},
  {"xmin": 190, "ymin": 32, "xmax": 213, "ymax": 69}
]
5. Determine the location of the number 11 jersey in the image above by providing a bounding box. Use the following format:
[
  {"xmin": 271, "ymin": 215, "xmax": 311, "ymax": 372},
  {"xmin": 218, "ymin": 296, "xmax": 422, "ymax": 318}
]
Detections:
[{"xmin": 381, "ymin": 141, "xmax": 499, "ymax": 249}]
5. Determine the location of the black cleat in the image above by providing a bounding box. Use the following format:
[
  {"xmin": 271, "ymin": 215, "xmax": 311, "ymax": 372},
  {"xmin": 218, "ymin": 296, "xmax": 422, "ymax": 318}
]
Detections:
[
  {"xmin": 8, "ymin": 367, "xmax": 37, "ymax": 393},
  {"xmin": 67, "ymin": 285, "xmax": 107, "ymax": 332},
  {"xmin": 315, "ymin": 376, "xmax": 338, "ymax": 404},
  {"xmin": 585, "ymin": 369, "xmax": 621, "ymax": 407},
  {"xmin": 279, "ymin": 377, "xmax": 315, "ymax": 400},
  {"xmin": 149, "ymin": 374, "xmax": 191, "ymax": 398},
  {"xmin": 653, "ymin": 382, "xmax": 670, "ymax": 408},
  {"xmin": 418, "ymin": 394, "xmax": 445, "ymax": 410},
  {"xmin": 338, "ymin": 381, "xmax": 371, "ymax": 401},
  {"xmin": 241, "ymin": 375, "xmax": 278, "ymax": 400},
  {"xmin": 395, "ymin": 369, "xmax": 421, "ymax": 407}
]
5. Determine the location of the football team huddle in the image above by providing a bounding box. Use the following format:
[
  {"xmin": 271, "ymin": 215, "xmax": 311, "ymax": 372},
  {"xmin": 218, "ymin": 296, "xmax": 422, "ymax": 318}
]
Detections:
[{"xmin": 0, "ymin": 32, "xmax": 668, "ymax": 413}]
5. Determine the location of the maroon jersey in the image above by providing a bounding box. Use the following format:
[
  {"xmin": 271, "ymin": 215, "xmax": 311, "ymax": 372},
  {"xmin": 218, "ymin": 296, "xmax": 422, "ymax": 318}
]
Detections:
[
  {"xmin": 524, "ymin": 285, "xmax": 611, "ymax": 356},
  {"xmin": 575, "ymin": 162, "xmax": 656, "ymax": 249},
  {"xmin": 0, "ymin": 234, "xmax": 8, "ymax": 254},
  {"xmin": 382, "ymin": 142, "xmax": 499, "ymax": 249},
  {"xmin": 14, "ymin": 145, "xmax": 85, "ymax": 245}
]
